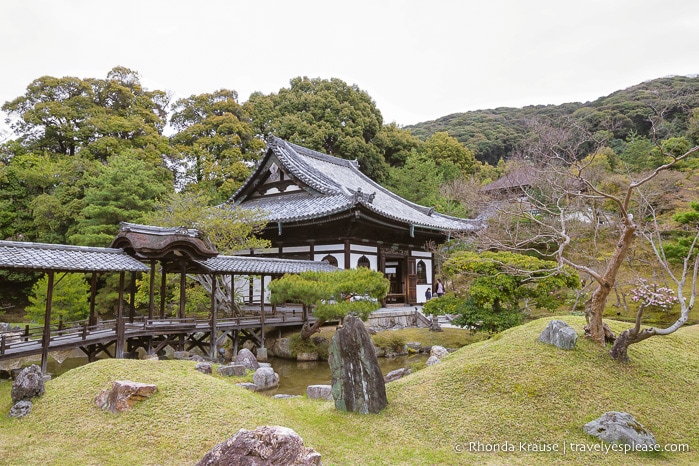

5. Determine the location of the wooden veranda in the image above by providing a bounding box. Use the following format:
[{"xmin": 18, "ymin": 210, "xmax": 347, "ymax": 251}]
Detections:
[{"xmin": 0, "ymin": 223, "xmax": 338, "ymax": 373}]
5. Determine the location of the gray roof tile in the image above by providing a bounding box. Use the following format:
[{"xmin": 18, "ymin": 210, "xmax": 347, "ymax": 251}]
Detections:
[
  {"xmin": 229, "ymin": 137, "xmax": 481, "ymax": 232},
  {"xmin": 0, "ymin": 241, "xmax": 150, "ymax": 273},
  {"xmin": 196, "ymin": 255, "xmax": 339, "ymax": 275}
]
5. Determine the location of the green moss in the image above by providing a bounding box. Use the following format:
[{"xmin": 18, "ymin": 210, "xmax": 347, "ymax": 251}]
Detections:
[{"xmin": 1, "ymin": 317, "xmax": 698, "ymax": 465}]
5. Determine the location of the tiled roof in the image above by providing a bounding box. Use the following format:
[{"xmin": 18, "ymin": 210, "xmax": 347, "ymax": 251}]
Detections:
[
  {"xmin": 195, "ymin": 255, "xmax": 339, "ymax": 275},
  {"xmin": 0, "ymin": 241, "xmax": 150, "ymax": 273},
  {"xmin": 229, "ymin": 137, "xmax": 481, "ymax": 232}
]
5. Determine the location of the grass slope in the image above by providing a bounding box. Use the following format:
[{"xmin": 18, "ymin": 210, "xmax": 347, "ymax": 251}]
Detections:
[{"xmin": 1, "ymin": 316, "xmax": 697, "ymax": 465}]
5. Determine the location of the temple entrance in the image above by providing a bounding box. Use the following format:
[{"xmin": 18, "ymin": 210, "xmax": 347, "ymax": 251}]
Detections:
[{"xmin": 383, "ymin": 256, "xmax": 417, "ymax": 305}]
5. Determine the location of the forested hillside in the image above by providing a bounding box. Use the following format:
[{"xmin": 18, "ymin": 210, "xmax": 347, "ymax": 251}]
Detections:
[{"xmin": 407, "ymin": 75, "xmax": 699, "ymax": 166}]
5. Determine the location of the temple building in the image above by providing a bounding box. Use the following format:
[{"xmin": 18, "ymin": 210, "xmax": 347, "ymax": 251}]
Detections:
[{"xmin": 225, "ymin": 136, "xmax": 480, "ymax": 305}]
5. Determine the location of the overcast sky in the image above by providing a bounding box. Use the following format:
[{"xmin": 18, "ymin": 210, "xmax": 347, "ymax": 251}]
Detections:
[{"xmin": 1, "ymin": 0, "xmax": 698, "ymax": 129}]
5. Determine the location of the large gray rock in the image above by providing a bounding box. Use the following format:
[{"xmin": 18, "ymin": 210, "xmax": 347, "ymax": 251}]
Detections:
[
  {"xmin": 426, "ymin": 355, "xmax": 441, "ymax": 366},
  {"xmin": 217, "ymin": 364, "xmax": 247, "ymax": 377},
  {"xmin": 539, "ymin": 320, "xmax": 578, "ymax": 350},
  {"xmin": 430, "ymin": 345, "xmax": 448, "ymax": 359},
  {"xmin": 11, "ymin": 365, "xmax": 45, "ymax": 403},
  {"xmin": 272, "ymin": 337, "xmax": 294, "ymax": 359},
  {"xmin": 195, "ymin": 425, "xmax": 321, "ymax": 466},
  {"xmin": 234, "ymin": 348, "xmax": 260, "ymax": 370},
  {"xmin": 253, "ymin": 366, "xmax": 280, "ymax": 391},
  {"xmin": 584, "ymin": 412, "xmax": 657, "ymax": 447},
  {"xmin": 328, "ymin": 315, "xmax": 387, "ymax": 414},
  {"xmin": 94, "ymin": 380, "xmax": 158, "ymax": 413},
  {"xmin": 384, "ymin": 367, "xmax": 411, "ymax": 383},
  {"xmin": 306, "ymin": 384, "xmax": 333, "ymax": 401},
  {"xmin": 195, "ymin": 362, "xmax": 213, "ymax": 374},
  {"xmin": 9, "ymin": 400, "xmax": 33, "ymax": 418}
]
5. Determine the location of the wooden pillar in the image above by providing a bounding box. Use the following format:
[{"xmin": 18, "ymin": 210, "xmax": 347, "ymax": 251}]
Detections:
[
  {"xmin": 344, "ymin": 239, "xmax": 351, "ymax": 269},
  {"xmin": 115, "ymin": 271, "xmax": 125, "ymax": 359},
  {"xmin": 89, "ymin": 272, "xmax": 98, "ymax": 327},
  {"xmin": 309, "ymin": 240, "xmax": 314, "ymax": 261},
  {"xmin": 210, "ymin": 274, "xmax": 218, "ymax": 360},
  {"xmin": 148, "ymin": 260, "xmax": 156, "ymax": 319},
  {"xmin": 260, "ymin": 275, "xmax": 265, "ymax": 346},
  {"xmin": 129, "ymin": 271, "xmax": 136, "ymax": 324},
  {"xmin": 179, "ymin": 262, "xmax": 186, "ymax": 319},
  {"xmin": 160, "ymin": 268, "xmax": 167, "ymax": 319},
  {"xmin": 230, "ymin": 273, "xmax": 236, "ymax": 316},
  {"xmin": 233, "ymin": 330, "xmax": 239, "ymax": 356},
  {"xmin": 40, "ymin": 271, "xmax": 55, "ymax": 374}
]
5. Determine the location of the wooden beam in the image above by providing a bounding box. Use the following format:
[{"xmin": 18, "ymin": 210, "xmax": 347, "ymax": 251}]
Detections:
[
  {"xmin": 148, "ymin": 260, "xmax": 156, "ymax": 319},
  {"xmin": 89, "ymin": 272, "xmax": 98, "ymax": 327},
  {"xmin": 40, "ymin": 271, "xmax": 54, "ymax": 374},
  {"xmin": 160, "ymin": 268, "xmax": 167, "ymax": 319},
  {"xmin": 115, "ymin": 271, "xmax": 125, "ymax": 359},
  {"xmin": 210, "ymin": 274, "xmax": 218, "ymax": 360}
]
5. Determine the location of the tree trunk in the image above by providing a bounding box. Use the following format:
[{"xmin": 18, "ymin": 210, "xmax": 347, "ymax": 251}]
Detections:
[
  {"xmin": 301, "ymin": 319, "xmax": 325, "ymax": 339},
  {"xmin": 586, "ymin": 219, "xmax": 637, "ymax": 345}
]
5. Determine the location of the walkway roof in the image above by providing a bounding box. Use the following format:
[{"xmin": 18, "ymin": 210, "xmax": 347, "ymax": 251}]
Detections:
[{"xmin": 0, "ymin": 240, "xmax": 150, "ymax": 273}]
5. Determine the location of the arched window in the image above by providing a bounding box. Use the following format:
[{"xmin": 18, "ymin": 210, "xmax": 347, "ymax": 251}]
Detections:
[
  {"xmin": 357, "ymin": 255, "xmax": 371, "ymax": 268},
  {"xmin": 321, "ymin": 255, "xmax": 338, "ymax": 267},
  {"xmin": 417, "ymin": 260, "xmax": 427, "ymax": 284}
]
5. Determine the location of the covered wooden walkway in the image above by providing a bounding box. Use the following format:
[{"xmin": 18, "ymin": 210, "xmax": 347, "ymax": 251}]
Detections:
[{"xmin": 0, "ymin": 223, "xmax": 338, "ymax": 372}]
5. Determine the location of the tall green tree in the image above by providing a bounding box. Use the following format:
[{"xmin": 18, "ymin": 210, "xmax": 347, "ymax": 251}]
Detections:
[
  {"xmin": 170, "ymin": 89, "xmax": 264, "ymax": 202},
  {"xmin": 245, "ymin": 77, "xmax": 389, "ymax": 181},
  {"xmin": 25, "ymin": 273, "xmax": 90, "ymax": 324},
  {"xmin": 69, "ymin": 151, "xmax": 172, "ymax": 246},
  {"xmin": 421, "ymin": 131, "xmax": 477, "ymax": 176}
]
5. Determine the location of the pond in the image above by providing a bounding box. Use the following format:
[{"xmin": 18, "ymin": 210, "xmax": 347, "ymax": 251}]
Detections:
[{"xmin": 1, "ymin": 353, "xmax": 429, "ymax": 397}]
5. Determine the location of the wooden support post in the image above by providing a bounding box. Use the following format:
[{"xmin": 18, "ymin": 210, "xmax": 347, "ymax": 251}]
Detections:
[
  {"xmin": 210, "ymin": 274, "xmax": 218, "ymax": 360},
  {"xmin": 115, "ymin": 271, "xmax": 125, "ymax": 359},
  {"xmin": 160, "ymin": 268, "xmax": 167, "ymax": 319},
  {"xmin": 233, "ymin": 329, "xmax": 239, "ymax": 356},
  {"xmin": 344, "ymin": 239, "xmax": 351, "ymax": 269},
  {"xmin": 260, "ymin": 275, "xmax": 265, "ymax": 347},
  {"xmin": 89, "ymin": 272, "xmax": 98, "ymax": 326},
  {"xmin": 230, "ymin": 273, "xmax": 236, "ymax": 316},
  {"xmin": 40, "ymin": 271, "xmax": 54, "ymax": 374},
  {"xmin": 129, "ymin": 271, "xmax": 136, "ymax": 324},
  {"xmin": 179, "ymin": 262, "xmax": 186, "ymax": 320},
  {"xmin": 148, "ymin": 260, "xmax": 156, "ymax": 319}
]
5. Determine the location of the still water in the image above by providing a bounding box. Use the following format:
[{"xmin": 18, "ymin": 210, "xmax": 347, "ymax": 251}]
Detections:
[{"xmin": 4, "ymin": 353, "xmax": 428, "ymax": 396}]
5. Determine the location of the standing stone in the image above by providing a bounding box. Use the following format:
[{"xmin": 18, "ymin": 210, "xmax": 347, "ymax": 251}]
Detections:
[
  {"xmin": 539, "ymin": 320, "xmax": 578, "ymax": 350},
  {"xmin": 328, "ymin": 315, "xmax": 387, "ymax": 414},
  {"xmin": 195, "ymin": 425, "xmax": 321, "ymax": 466},
  {"xmin": 234, "ymin": 348, "xmax": 260, "ymax": 370},
  {"xmin": 252, "ymin": 366, "xmax": 280, "ymax": 391},
  {"xmin": 272, "ymin": 337, "xmax": 294, "ymax": 359},
  {"xmin": 11, "ymin": 365, "xmax": 45, "ymax": 403},
  {"xmin": 584, "ymin": 411, "xmax": 657, "ymax": 447}
]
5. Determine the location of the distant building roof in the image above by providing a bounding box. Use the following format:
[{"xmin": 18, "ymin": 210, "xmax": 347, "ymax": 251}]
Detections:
[
  {"xmin": 0, "ymin": 240, "xmax": 149, "ymax": 273},
  {"xmin": 482, "ymin": 166, "xmax": 538, "ymax": 193},
  {"xmin": 227, "ymin": 136, "xmax": 480, "ymax": 233}
]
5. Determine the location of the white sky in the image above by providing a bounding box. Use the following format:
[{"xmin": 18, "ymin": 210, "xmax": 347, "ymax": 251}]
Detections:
[{"xmin": 1, "ymin": 0, "xmax": 698, "ymax": 128}]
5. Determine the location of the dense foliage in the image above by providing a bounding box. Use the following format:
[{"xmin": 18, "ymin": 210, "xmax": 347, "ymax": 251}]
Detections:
[
  {"xmin": 424, "ymin": 251, "xmax": 579, "ymax": 332},
  {"xmin": 268, "ymin": 268, "xmax": 389, "ymax": 328},
  {"xmin": 408, "ymin": 75, "xmax": 699, "ymax": 166}
]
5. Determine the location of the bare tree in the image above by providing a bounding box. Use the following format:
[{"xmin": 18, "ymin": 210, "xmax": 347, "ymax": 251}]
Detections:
[
  {"xmin": 609, "ymin": 197, "xmax": 699, "ymax": 361},
  {"xmin": 478, "ymin": 115, "xmax": 699, "ymax": 347}
]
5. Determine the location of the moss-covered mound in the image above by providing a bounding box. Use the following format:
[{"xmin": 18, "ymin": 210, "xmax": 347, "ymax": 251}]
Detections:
[{"xmin": 1, "ymin": 316, "xmax": 697, "ymax": 465}]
